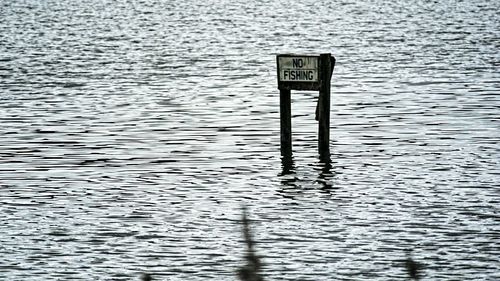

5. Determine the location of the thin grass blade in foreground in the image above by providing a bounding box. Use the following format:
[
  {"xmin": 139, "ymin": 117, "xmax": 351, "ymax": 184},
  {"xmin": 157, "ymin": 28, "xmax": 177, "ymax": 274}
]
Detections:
[
  {"xmin": 405, "ymin": 249, "xmax": 423, "ymax": 280},
  {"xmin": 237, "ymin": 208, "xmax": 264, "ymax": 281}
]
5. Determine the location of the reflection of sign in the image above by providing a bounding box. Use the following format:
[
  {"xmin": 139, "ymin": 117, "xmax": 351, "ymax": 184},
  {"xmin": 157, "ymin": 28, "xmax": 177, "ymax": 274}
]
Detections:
[{"xmin": 278, "ymin": 56, "xmax": 319, "ymax": 82}]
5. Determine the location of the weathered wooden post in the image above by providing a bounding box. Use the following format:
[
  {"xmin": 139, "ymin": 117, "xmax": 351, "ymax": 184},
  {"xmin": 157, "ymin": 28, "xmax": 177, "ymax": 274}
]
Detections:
[
  {"xmin": 318, "ymin": 54, "xmax": 335, "ymax": 159},
  {"xmin": 276, "ymin": 53, "xmax": 335, "ymax": 160},
  {"xmin": 279, "ymin": 88, "xmax": 292, "ymax": 157}
]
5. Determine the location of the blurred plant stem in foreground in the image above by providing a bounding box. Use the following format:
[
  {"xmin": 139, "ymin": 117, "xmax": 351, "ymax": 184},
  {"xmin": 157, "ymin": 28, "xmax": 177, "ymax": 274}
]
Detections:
[
  {"xmin": 237, "ymin": 207, "xmax": 264, "ymax": 281},
  {"xmin": 140, "ymin": 208, "xmax": 423, "ymax": 280}
]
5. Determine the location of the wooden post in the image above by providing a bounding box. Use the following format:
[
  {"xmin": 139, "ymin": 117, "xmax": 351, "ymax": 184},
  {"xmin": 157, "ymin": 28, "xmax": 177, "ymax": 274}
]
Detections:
[
  {"xmin": 318, "ymin": 54, "xmax": 333, "ymax": 159},
  {"xmin": 280, "ymin": 88, "xmax": 292, "ymax": 157}
]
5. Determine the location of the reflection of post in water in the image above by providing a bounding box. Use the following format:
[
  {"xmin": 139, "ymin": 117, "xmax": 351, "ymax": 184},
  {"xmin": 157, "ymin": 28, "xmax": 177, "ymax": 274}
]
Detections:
[
  {"xmin": 317, "ymin": 155, "xmax": 333, "ymax": 190},
  {"xmin": 278, "ymin": 155, "xmax": 299, "ymax": 199},
  {"xmin": 280, "ymin": 155, "xmax": 295, "ymax": 176}
]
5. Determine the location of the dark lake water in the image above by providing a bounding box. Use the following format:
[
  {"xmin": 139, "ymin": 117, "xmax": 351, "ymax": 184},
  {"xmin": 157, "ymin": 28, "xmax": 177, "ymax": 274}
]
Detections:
[{"xmin": 1, "ymin": 0, "xmax": 499, "ymax": 280}]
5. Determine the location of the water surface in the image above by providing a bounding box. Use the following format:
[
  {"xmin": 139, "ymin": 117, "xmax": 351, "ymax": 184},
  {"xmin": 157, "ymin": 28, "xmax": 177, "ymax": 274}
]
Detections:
[{"xmin": 1, "ymin": 0, "xmax": 499, "ymax": 280}]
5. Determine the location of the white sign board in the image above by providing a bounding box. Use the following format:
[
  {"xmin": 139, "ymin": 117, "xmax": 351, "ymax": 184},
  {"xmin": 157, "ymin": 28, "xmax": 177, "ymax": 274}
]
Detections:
[{"xmin": 278, "ymin": 56, "xmax": 319, "ymax": 82}]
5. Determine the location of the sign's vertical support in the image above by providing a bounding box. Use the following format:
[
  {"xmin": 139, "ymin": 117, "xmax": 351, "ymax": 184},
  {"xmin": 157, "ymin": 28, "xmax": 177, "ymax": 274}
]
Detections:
[
  {"xmin": 280, "ymin": 88, "xmax": 292, "ymax": 157},
  {"xmin": 318, "ymin": 54, "xmax": 334, "ymax": 159}
]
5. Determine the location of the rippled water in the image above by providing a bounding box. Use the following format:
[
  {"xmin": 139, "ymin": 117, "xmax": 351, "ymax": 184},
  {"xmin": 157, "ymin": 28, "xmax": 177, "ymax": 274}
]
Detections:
[{"xmin": 1, "ymin": 0, "xmax": 499, "ymax": 280}]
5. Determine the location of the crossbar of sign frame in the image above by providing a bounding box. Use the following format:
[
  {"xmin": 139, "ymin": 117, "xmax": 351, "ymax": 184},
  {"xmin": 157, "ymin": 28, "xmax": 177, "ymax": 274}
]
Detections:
[{"xmin": 278, "ymin": 56, "xmax": 319, "ymax": 82}]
